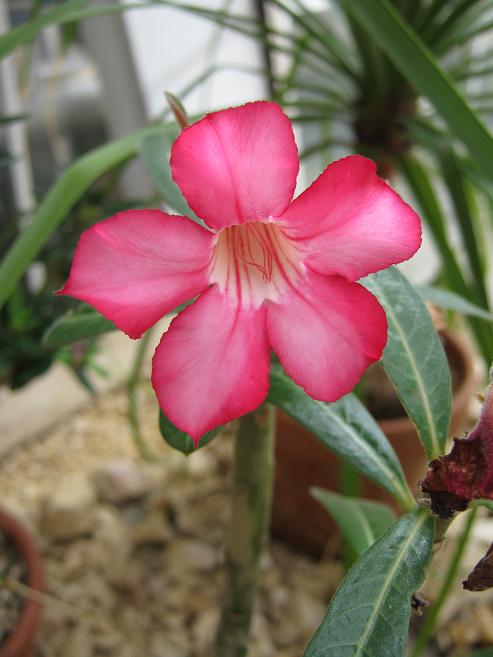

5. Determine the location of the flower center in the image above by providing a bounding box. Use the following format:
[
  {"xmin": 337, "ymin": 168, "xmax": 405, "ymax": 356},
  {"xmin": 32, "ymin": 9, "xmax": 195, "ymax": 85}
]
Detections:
[{"xmin": 210, "ymin": 221, "xmax": 302, "ymax": 306}]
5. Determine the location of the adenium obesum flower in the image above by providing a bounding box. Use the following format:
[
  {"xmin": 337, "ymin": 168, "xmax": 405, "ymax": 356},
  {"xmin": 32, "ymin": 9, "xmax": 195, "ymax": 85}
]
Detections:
[{"xmin": 59, "ymin": 101, "xmax": 421, "ymax": 443}]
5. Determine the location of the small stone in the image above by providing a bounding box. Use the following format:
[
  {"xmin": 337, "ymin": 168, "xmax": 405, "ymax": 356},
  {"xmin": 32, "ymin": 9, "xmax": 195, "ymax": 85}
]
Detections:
[
  {"xmin": 61, "ymin": 625, "xmax": 93, "ymax": 657},
  {"xmin": 250, "ymin": 611, "xmax": 276, "ymax": 657},
  {"xmin": 40, "ymin": 475, "xmax": 96, "ymax": 541},
  {"xmin": 92, "ymin": 459, "xmax": 152, "ymax": 504},
  {"xmin": 293, "ymin": 591, "xmax": 326, "ymax": 636},
  {"xmin": 165, "ymin": 539, "xmax": 218, "ymax": 575},
  {"xmin": 188, "ymin": 450, "xmax": 216, "ymax": 478},
  {"xmin": 191, "ymin": 607, "xmax": 221, "ymax": 649},
  {"xmin": 476, "ymin": 605, "xmax": 493, "ymax": 643},
  {"xmin": 149, "ymin": 631, "xmax": 192, "ymax": 657},
  {"xmin": 130, "ymin": 509, "xmax": 173, "ymax": 547}
]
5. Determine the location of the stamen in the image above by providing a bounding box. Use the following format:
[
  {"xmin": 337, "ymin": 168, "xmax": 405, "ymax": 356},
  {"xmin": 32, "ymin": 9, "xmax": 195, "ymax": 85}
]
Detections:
[
  {"xmin": 236, "ymin": 225, "xmax": 273, "ymax": 283},
  {"xmin": 209, "ymin": 221, "xmax": 301, "ymax": 305}
]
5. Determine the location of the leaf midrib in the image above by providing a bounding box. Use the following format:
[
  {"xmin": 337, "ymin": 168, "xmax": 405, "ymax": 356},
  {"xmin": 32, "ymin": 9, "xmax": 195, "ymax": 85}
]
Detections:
[
  {"xmin": 370, "ymin": 278, "xmax": 440, "ymax": 458},
  {"xmin": 322, "ymin": 402, "xmax": 409, "ymax": 504},
  {"xmin": 352, "ymin": 512, "xmax": 428, "ymax": 657}
]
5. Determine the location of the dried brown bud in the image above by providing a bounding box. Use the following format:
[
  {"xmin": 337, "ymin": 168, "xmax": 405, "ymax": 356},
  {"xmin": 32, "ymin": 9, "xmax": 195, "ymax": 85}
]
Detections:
[
  {"xmin": 422, "ymin": 380, "xmax": 493, "ymax": 518},
  {"xmin": 463, "ymin": 542, "xmax": 493, "ymax": 591}
]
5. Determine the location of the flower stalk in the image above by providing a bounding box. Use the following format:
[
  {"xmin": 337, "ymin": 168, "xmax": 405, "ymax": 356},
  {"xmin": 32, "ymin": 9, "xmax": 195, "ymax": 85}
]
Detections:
[{"xmin": 216, "ymin": 404, "xmax": 276, "ymax": 657}]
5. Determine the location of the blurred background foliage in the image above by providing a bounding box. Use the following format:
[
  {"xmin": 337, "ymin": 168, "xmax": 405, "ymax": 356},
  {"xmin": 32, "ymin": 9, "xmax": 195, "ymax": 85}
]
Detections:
[{"xmin": 2, "ymin": 0, "xmax": 493, "ymax": 388}]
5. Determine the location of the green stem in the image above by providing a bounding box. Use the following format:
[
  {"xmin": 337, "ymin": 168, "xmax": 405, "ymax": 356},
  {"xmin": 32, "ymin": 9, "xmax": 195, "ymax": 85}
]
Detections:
[
  {"xmin": 410, "ymin": 507, "xmax": 478, "ymax": 657},
  {"xmin": 127, "ymin": 328, "xmax": 165, "ymax": 463},
  {"xmin": 216, "ymin": 405, "xmax": 276, "ymax": 657}
]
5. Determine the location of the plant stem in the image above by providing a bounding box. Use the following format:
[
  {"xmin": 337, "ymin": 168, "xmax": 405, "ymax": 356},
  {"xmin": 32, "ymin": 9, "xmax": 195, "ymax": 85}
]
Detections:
[
  {"xmin": 410, "ymin": 506, "xmax": 478, "ymax": 657},
  {"xmin": 127, "ymin": 328, "xmax": 165, "ymax": 463},
  {"xmin": 216, "ymin": 404, "xmax": 276, "ymax": 657}
]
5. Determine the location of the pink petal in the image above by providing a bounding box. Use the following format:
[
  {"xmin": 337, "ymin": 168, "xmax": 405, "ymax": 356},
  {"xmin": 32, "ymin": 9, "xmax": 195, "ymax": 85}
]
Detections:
[
  {"xmin": 279, "ymin": 155, "xmax": 421, "ymax": 281},
  {"xmin": 58, "ymin": 209, "xmax": 213, "ymax": 339},
  {"xmin": 170, "ymin": 101, "xmax": 299, "ymax": 230},
  {"xmin": 266, "ymin": 271, "xmax": 387, "ymax": 401},
  {"xmin": 152, "ymin": 286, "xmax": 270, "ymax": 441}
]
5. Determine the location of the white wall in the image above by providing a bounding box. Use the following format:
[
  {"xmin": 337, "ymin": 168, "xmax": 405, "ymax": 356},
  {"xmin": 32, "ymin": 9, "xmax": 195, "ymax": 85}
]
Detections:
[{"xmin": 123, "ymin": 0, "xmax": 267, "ymax": 118}]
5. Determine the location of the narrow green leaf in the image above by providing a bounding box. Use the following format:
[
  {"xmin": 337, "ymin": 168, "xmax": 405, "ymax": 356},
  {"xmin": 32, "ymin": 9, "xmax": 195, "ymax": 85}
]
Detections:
[
  {"xmin": 310, "ymin": 488, "xmax": 396, "ymax": 557},
  {"xmin": 138, "ymin": 132, "xmax": 203, "ymax": 224},
  {"xmin": 0, "ymin": 123, "xmax": 175, "ymax": 311},
  {"xmin": 419, "ymin": 286, "xmax": 493, "ymax": 321},
  {"xmin": 398, "ymin": 156, "xmax": 468, "ymax": 296},
  {"xmin": 363, "ymin": 267, "xmax": 451, "ymax": 459},
  {"xmin": 158, "ymin": 412, "xmax": 220, "ymax": 455},
  {"xmin": 399, "ymin": 155, "xmax": 493, "ymax": 364},
  {"xmin": 43, "ymin": 305, "xmax": 115, "ymax": 348},
  {"xmin": 0, "ymin": 114, "xmax": 29, "ymax": 125},
  {"xmin": 268, "ymin": 365, "xmax": 415, "ymax": 510},
  {"xmin": 303, "ymin": 510, "xmax": 434, "ymax": 657},
  {"xmin": 0, "ymin": 0, "xmax": 88, "ymax": 59},
  {"xmin": 337, "ymin": 0, "xmax": 493, "ymax": 181},
  {"xmin": 439, "ymin": 150, "xmax": 489, "ymax": 308}
]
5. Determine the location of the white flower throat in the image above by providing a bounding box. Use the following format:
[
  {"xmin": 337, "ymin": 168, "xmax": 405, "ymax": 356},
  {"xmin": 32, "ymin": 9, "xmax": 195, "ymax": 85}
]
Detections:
[{"xmin": 209, "ymin": 221, "xmax": 302, "ymax": 306}]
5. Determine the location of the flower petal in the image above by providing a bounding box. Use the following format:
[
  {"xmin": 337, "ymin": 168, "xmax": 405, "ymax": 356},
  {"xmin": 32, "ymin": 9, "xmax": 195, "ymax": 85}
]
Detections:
[
  {"xmin": 152, "ymin": 286, "xmax": 270, "ymax": 441},
  {"xmin": 279, "ymin": 155, "xmax": 421, "ymax": 281},
  {"xmin": 266, "ymin": 271, "xmax": 387, "ymax": 401},
  {"xmin": 170, "ymin": 101, "xmax": 299, "ymax": 230},
  {"xmin": 58, "ymin": 209, "xmax": 213, "ymax": 339}
]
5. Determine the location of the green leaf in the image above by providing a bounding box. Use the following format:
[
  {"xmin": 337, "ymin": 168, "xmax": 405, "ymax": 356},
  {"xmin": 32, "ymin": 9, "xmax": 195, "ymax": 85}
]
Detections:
[
  {"xmin": 303, "ymin": 509, "xmax": 434, "ymax": 657},
  {"xmin": 43, "ymin": 305, "xmax": 115, "ymax": 348},
  {"xmin": 398, "ymin": 155, "xmax": 469, "ymax": 298},
  {"xmin": 158, "ymin": 412, "xmax": 220, "ymax": 455},
  {"xmin": 310, "ymin": 489, "xmax": 396, "ymax": 557},
  {"xmin": 337, "ymin": 0, "xmax": 493, "ymax": 182},
  {"xmin": 471, "ymin": 498, "xmax": 493, "ymax": 513},
  {"xmin": 468, "ymin": 649, "xmax": 493, "ymax": 657},
  {"xmin": 398, "ymin": 155, "xmax": 493, "ymax": 365},
  {"xmin": 0, "ymin": 114, "xmax": 28, "ymax": 125},
  {"xmin": 0, "ymin": 0, "xmax": 88, "ymax": 59},
  {"xmin": 363, "ymin": 267, "xmax": 451, "ymax": 459},
  {"xmin": 439, "ymin": 150, "xmax": 489, "ymax": 308},
  {"xmin": 0, "ymin": 122, "xmax": 176, "ymax": 311},
  {"xmin": 139, "ymin": 132, "xmax": 204, "ymax": 226},
  {"xmin": 268, "ymin": 365, "xmax": 415, "ymax": 510},
  {"xmin": 419, "ymin": 286, "xmax": 493, "ymax": 321}
]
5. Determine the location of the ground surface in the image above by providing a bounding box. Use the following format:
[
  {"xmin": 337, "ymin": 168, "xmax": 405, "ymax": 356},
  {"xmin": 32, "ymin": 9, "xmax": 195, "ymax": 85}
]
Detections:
[
  {"xmin": 0, "ymin": 385, "xmax": 341, "ymax": 657},
  {"xmin": 1, "ymin": 384, "xmax": 493, "ymax": 657}
]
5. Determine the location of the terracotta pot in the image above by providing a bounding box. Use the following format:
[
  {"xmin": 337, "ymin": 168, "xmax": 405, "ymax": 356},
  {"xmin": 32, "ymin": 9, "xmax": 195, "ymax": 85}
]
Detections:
[
  {"xmin": 271, "ymin": 330, "xmax": 478, "ymax": 556},
  {"xmin": 0, "ymin": 508, "xmax": 45, "ymax": 657}
]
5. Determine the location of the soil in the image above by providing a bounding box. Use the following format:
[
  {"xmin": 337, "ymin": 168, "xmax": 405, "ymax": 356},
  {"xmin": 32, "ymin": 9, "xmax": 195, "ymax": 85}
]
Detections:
[{"xmin": 0, "ymin": 532, "xmax": 27, "ymax": 645}]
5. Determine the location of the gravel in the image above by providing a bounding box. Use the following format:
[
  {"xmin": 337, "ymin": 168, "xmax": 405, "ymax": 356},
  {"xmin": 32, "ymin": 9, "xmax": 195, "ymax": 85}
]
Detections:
[{"xmin": 0, "ymin": 385, "xmax": 342, "ymax": 657}]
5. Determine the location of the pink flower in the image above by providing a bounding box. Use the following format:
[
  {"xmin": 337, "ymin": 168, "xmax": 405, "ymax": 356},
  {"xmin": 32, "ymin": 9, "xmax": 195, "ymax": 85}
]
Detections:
[{"xmin": 59, "ymin": 101, "xmax": 421, "ymax": 443}]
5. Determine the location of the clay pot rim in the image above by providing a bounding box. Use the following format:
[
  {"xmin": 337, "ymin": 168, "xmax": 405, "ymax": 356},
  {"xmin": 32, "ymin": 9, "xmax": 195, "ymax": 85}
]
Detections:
[
  {"xmin": 0, "ymin": 507, "xmax": 45, "ymax": 657},
  {"xmin": 378, "ymin": 328, "xmax": 478, "ymax": 437}
]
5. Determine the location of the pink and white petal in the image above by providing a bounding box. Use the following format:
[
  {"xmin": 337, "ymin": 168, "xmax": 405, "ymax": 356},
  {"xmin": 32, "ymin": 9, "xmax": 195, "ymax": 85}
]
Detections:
[
  {"xmin": 266, "ymin": 271, "xmax": 387, "ymax": 401},
  {"xmin": 170, "ymin": 101, "xmax": 299, "ymax": 230},
  {"xmin": 152, "ymin": 286, "xmax": 270, "ymax": 442},
  {"xmin": 58, "ymin": 209, "xmax": 213, "ymax": 339},
  {"xmin": 279, "ymin": 155, "xmax": 421, "ymax": 281}
]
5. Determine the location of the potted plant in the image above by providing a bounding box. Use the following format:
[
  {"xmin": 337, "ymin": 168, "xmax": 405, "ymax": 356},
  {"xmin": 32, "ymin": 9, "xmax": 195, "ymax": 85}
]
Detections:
[{"xmin": 0, "ymin": 507, "xmax": 45, "ymax": 657}]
